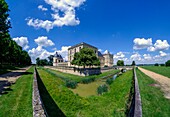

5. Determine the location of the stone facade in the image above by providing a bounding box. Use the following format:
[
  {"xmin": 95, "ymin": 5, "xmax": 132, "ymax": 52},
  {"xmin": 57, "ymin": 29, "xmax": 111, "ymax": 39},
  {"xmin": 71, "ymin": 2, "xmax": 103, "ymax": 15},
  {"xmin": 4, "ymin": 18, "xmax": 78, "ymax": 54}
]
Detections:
[
  {"xmin": 68, "ymin": 42, "xmax": 98, "ymax": 66},
  {"xmin": 103, "ymin": 50, "xmax": 113, "ymax": 67},
  {"xmin": 68, "ymin": 42, "xmax": 114, "ymax": 67}
]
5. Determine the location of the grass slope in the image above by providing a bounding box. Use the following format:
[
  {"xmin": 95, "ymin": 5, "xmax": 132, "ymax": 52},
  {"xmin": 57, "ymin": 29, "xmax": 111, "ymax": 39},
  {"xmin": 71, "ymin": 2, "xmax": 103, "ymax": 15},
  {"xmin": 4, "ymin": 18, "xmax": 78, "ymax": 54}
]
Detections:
[
  {"xmin": 37, "ymin": 68, "xmax": 133, "ymax": 117},
  {"xmin": 0, "ymin": 67, "xmax": 33, "ymax": 117},
  {"xmin": 141, "ymin": 66, "xmax": 170, "ymax": 78},
  {"xmin": 45, "ymin": 68, "xmax": 119, "ymax": 82},
  {"xmin": 137, "ymin": 69, "xmax": 170, "ymax": 116}
]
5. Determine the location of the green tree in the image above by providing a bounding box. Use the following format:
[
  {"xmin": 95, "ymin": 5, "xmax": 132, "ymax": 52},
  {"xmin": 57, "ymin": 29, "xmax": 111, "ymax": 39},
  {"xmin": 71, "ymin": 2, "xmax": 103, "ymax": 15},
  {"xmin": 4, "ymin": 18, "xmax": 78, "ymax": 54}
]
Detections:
[
  {"xmin": 48, "ymin": 55, "xmax": 54, "ymax": 66},
  {"xmin": 117, "ymin": 60, "xmax": 124, "ymax": 66},
  {"xmin": 131, "ymin": 61, "xmax": 136, "ymax": 66},
  {"xmin": 165, "ymin": 60, "xmax": 170, "ymax": 67},
  {"xmin": 0, "ymin": 0, "xmax": 11, "ymax": 64},
  {"xmin": 154, "ymin": 63, "xmax": 159, "ymax": 66},
  {"xmin": 71, "ymin": 48, "xmax": 100, "ymax": 68}
]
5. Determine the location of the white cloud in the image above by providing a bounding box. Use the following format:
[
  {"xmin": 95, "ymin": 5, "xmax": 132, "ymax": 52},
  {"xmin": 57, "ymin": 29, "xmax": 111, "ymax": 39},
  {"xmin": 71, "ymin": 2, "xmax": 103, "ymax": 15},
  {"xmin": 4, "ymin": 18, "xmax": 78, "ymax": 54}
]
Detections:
[
  {"xmin": 27, "ymin": 0, "xmax": 86, "ymax": 31},
  {"xmin": 38, "ymin": 5, "xmax": 48, "ymax": 11},
  {"xmin": 34, "ymin": 36, "xmax": 55, "ymax": 47},
  {"xmin": 28, "ymin": 46, "xmax": 55, "ymax": 64},
  {"xmin": 159, "ymin": 51, "xmax": 167, "ymax": 57},
  {"xmin": 103, "ymin": 50, "xmax": 110, "ymax": 54},
  {"xmin": 133, "ymin": 38, "xmax": 152, "ymax": 50},
  {"xmin": 147, "ymin": 40, "xmax": 170, "ymax": 52},
  {"xmin": 130, "ymin": 52, "xmax": 142, "ymax": 61},
  {"xmin": 143, "ymin": 54, "xmax": 152, "ymax": 61},
  {"xmin": 57, "ymin": 46, "xmax": 71, "ymax": 61},
  {"xmin": 12, "ymin": 37, "xmax": 29, "ymax": 50},
  {"xmin": 27, "ymin": 18, "xmax": 53, "ymax": 31},
  {"xmin": 114, "ymin": 52, "xmax": 125, "ymax": 59}
]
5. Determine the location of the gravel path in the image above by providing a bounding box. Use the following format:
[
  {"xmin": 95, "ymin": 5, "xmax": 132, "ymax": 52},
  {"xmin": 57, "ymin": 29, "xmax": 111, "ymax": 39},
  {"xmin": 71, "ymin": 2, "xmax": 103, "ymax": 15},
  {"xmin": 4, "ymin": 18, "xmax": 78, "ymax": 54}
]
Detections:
[
  {"xmin": 138, "ymin": 67, "xmax": 170, "ymax": 99},
  {"xmin": 0, "ymin": 66, "xmax": 31, "ymax": 94}
]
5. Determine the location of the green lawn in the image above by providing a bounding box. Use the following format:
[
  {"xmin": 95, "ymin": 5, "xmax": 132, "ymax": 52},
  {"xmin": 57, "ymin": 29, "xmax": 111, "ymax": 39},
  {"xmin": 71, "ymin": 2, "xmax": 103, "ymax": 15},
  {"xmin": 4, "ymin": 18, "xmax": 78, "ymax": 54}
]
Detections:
[
  {"xmin": 37, "ymin": 68, "xmax": 133, "ymax": 116},
  {"xmin": 0, "ymin": 67, "xmax": 33, "ymax": 117},
  {"xmin": 45, "ymin": 67, "xmax": 119, "ymax": 82},
  {"xmin": 137, "ymin": 69, "xmax": 170, "ymax": 116},
  {"xmin": 141, "ymin": 66, "xmax": 170, "ymax": 78}
]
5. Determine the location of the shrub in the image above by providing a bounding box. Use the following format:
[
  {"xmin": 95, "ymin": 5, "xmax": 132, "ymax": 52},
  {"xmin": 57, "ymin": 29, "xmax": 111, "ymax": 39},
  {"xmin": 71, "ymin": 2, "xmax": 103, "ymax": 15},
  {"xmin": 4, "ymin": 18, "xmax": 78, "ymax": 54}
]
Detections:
[
  {"xmin": 165, "ymin": 60, "xmax": 170, "ymax": 66},
  {"xmin": 81, "ymin": 77, "xmax": 95, "ymax": 84},
  {"xmin": 106, "ymin": 78, "xmax": 113, "ymax": 85},
  {"xmin": 97, "ymin": 84, "xmax": 108, "ymax": 95},
  {"xmin": 65, "ymin": 80, "xmax": 77, "ymax": 89}
]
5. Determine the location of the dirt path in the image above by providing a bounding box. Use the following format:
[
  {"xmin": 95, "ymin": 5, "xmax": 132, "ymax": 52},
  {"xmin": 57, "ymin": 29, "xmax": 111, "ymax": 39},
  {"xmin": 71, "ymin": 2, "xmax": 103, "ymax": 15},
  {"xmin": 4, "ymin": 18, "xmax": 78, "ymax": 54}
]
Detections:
[
  {"xmin": 0, "ymin": 66, "xmax": 31, "ymax": 93},
  {"xmin": 138, "ymin": 67, "xmax": 170, "ymax": 99}
]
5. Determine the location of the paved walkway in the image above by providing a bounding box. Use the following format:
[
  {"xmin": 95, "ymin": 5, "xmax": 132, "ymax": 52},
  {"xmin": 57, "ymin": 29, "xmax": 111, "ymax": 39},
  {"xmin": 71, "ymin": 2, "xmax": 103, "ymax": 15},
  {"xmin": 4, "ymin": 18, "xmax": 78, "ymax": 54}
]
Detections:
[
  {"xmin": 138, "ymin": 67, "xmax": 170, "ymax": 99},
  {"xmin": 0, "ymin": 66, "xmax": 31, "ymax": 94}
]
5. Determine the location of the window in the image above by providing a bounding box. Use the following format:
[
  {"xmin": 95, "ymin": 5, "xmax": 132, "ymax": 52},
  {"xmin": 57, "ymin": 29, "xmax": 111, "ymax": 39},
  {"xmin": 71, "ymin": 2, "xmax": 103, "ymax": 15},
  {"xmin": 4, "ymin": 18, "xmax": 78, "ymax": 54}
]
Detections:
[{"xmin": 79, "ymin": 47, "xmax": 81, "ymax": 51}]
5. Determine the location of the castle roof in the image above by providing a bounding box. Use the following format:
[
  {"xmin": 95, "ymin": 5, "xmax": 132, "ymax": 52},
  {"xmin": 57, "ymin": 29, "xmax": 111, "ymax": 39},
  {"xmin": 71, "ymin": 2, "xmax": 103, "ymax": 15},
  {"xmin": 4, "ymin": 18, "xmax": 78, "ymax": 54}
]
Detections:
[
  {"xmin": 68, "ymin": 42, "xmax": 97, "ymax": 50},
  {"xmin": 54, "ymin": 52, "xmax": 63, "ymax": 59}
]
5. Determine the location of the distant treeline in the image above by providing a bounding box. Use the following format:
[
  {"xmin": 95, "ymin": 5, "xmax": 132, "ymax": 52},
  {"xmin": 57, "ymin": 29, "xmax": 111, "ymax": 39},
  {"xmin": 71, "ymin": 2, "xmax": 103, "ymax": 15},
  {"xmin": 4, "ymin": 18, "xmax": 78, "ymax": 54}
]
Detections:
[{"xmin": 0, "ymin": 0, "xmax": 31, "ymax": 66}]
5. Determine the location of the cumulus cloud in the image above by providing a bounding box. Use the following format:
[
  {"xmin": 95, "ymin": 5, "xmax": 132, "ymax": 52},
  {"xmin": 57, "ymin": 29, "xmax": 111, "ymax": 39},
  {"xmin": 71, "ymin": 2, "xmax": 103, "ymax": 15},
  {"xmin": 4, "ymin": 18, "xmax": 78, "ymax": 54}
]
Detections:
[
  {"xmin": 130, "ymin": 52, "xmax": 142, "ymax": 61},
  {"xmin": 12, "ymin": 37, "xmax": 29, "ymax": 50},
  {"xmin": 147, "ymin": 40, "xmax": 170, "ymax": 52},
  {"xmin": 34, "ymin": 36, "xmax": 55, "ymax": 47},
  {"xmin": 133, "ymin": 38, "xmax": 152, "ymax": 50},
  {"xmin": 103, "ymin": 50, "xmax": 112, "ymax": 54},
  {"xmin": 114, "ymin": 52, "xmax": 125, "ymax": 59},
  {"xmin": 28, "ymin": 45, "xmax": 71, "ymax": 63},
  {"xmin": 143, "ymin": 54, "xmax": 152, "ymax": 61},
  {"xmin": 28, "ymin": 46, "xmax": 55, "ymax": 63},
  {"xmin": 38, "ymin": 5, "xmax": 48, "ymax": 11},
  {"xmin": 27, "ymin": 0, "xmax": 86, "ymax": 31},
  {"xmin": 159, "ymin": 51, "xmax": 167, "ymax": 57},
  {"xmin": 57, "ymin": 46, "xmax": 71, "ymax": 61}
]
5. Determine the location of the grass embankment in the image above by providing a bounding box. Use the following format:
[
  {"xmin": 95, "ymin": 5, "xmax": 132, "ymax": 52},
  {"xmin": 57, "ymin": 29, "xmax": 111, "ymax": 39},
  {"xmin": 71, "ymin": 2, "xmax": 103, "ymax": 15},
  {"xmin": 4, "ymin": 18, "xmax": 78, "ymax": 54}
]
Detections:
[
  {"xmin": 0, "ymin": 67, "xmax": 33, "ymax": 117},
  {"xmin": 45, "ymin": 68, "xmax": 119, "ymax": 82},
  {"xmin": 141, "ymin": 66, "xmax": 170, "ymax": 78},
  {"xmin": 37, "ymin": 68, "xmax": 133, "ymax": 116},
  {"xmin": 137, "ymin": 69, "xmax": 170, "ymax": 116}
]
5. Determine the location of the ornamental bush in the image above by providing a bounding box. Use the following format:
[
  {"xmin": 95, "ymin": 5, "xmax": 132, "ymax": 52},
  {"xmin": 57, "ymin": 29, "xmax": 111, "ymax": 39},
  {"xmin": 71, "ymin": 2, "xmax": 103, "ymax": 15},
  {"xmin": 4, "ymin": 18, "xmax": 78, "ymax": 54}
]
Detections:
[
  {"xmin": 97, "ymin": 84, "xmax": 108, "ymax": 95},
  {"xmin": 106, "ymin": 78, "xmax": 113, "ymax": 85},
  {"xmin": 65, "ymin": 80, "xmax": 77, "ymax": 89}
]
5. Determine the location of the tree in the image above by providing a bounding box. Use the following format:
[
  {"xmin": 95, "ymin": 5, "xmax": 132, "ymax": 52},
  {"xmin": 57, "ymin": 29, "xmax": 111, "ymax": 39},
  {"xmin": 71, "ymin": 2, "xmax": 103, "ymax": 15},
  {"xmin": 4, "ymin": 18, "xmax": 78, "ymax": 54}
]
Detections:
[
  {"xmin": 117, "ymin": 60, "xmax": 124, "ymax": 66},
  {"xmin": 71, "ymin": 48, "xmax": 100, "ymax": 68},
  {"xmin": 131, "ymin": 61, "xmax": 136, "ymax": 66},
  {"xmin": 0, "ymin": 0, "xmax": 31, "ymax": 66},
  {"xmin": 48, "ymin": 55, "xmax": 54, "ymax": 66},
  {"xmin": 165, "ymin": 60, "xmax": 170, "ymax": 67},
  {"xmin": 154, "ymin": 63, "xmax": 159, "ymax": 66}
]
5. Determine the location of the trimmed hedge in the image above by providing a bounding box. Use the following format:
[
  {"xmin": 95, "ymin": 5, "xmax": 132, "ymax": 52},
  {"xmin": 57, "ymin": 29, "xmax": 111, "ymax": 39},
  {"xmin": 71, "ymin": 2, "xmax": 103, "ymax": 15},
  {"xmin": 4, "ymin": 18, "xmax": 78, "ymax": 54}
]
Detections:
[
  {"xmin": 106, "ymin": 78, "xmax": 113, "ymax": 85},
  {"xmin": 81, "ymin": 77, "xmax": 95, "ymax": 84},
  {"xmin": 65, "ymin": 80, "xmax": 77, "ymax": 89}
]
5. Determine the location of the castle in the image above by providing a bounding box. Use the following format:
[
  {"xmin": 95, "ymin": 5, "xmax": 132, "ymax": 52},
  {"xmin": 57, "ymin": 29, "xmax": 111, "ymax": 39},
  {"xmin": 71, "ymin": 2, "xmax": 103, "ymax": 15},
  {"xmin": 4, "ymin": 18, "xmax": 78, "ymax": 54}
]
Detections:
[{"xmin": 53, "ymin": 42, "xmax": 113, "ymax": 67}]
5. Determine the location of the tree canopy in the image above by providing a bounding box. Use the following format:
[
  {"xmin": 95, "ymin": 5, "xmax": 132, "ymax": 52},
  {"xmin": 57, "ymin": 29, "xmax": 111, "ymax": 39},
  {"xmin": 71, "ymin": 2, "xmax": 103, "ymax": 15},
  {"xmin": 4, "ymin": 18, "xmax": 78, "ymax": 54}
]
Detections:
[
  {"xmin": 117, "ymin": 60, "xmax": 124, "ymax": 66},
  {"xmin": 71, "ymin": 48, "xmax": 100, "ymax": 68},
  {"xmin": 131, "ymin": 61, "xmax": 136, "ymax": 66},
  {"xmin": 165, "ymin": 60, "xmax": 170, "ymax": 67},
  {"xmin": 0, "ymin": 0, "xmax": 31, "ymax": 66}
]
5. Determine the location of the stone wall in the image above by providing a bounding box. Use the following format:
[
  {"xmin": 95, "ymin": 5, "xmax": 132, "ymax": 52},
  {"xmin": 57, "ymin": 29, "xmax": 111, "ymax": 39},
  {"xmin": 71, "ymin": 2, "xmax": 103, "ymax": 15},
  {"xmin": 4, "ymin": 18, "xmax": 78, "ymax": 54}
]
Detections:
[{"xmin": 32, "ymin": 67, "xmax": 48, "ymax": 117}]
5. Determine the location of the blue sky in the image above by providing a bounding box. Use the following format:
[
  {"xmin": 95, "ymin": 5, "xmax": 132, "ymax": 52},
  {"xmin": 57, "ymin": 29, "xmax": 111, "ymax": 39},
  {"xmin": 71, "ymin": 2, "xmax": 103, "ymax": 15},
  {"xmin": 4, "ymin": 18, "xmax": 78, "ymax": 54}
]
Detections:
[{"xmin": 6, "ymin": 0, "xmax": 170, "ymax": 64}]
